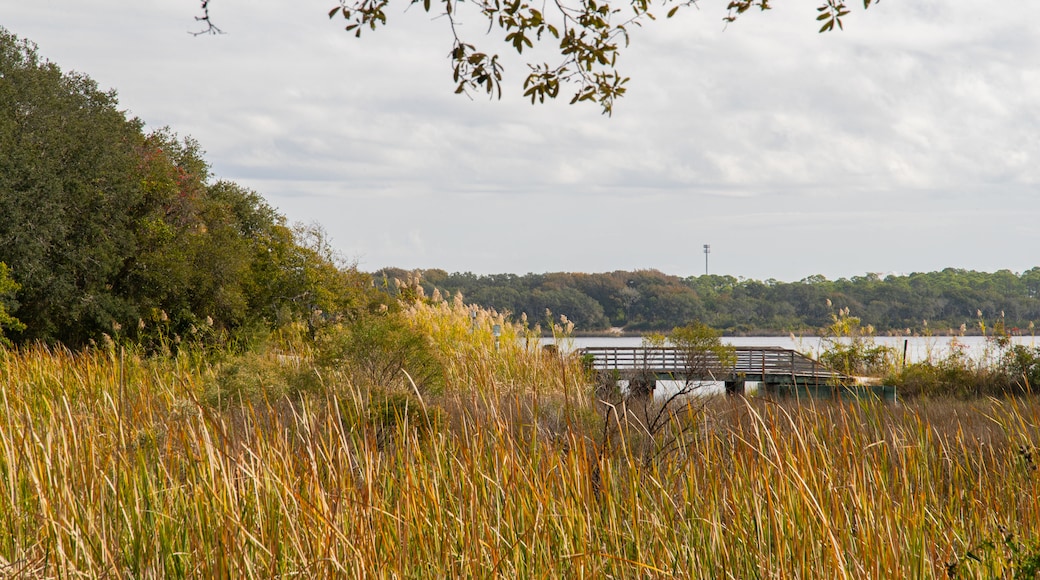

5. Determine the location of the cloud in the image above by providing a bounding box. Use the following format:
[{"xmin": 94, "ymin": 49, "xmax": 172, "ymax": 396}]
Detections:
[{"xmin": 3, "ymin": 0, "xmax": 1039, "ymax": 279}]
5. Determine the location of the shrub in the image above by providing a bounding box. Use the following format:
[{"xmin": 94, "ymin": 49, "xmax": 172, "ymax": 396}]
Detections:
[
  {"xmin": 817, "ymin": 307, "xmax": 899, "ymax": 377},
  {"xmin": 998, "ymin": 344, "xmax": 1040, "ymax": 395},
  {"xmin": 203, "ymin": 350, "xmax": 312, "ymax": 408},
  {"xmin": 887, "ymin": 338, "xmax": 1034, "ymax": 398},
  {"xmin": 316, "ymin": 313, "xmax": 445, "ymax": 394},
  {"xmin": 0, "ymin": 262, "xmax": 24, "ymax": 347},
  {"xmin": 362, "ymin": 389, "xmax": 445, "ymax": 449}
]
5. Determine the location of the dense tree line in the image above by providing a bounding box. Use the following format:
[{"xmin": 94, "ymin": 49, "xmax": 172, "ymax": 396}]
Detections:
[
  {"xmin": 374, "ymin": 267, "xmax": 1040, "ymax": 335},
  {"xmin": 0, "ymin": 29, "xmax": 377, "ymax": 348}
]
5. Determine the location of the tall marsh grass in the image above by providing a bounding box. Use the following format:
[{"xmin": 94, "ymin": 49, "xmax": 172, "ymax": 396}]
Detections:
[{"xmin": 1, "ymin": 307, "xmax": 1038, "ymax": 577}]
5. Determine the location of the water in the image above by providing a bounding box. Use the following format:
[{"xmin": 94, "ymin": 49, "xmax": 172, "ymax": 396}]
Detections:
[
  {"xmin": 543, "ymin": 334, "xmax": 1039, "ymax": 364},
  {"xmin": 540, "ymin": 334, "xmax": 1038, "ymax": 398}
]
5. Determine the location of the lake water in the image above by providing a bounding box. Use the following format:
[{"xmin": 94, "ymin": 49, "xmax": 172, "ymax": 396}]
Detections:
[
  {"xmin": 540, "ymin": 334, "xmax": 1038, "ymax": 397},
  {"xmin": 542, "ymin": 334, "xmax": 1039, "ymax": 364}
]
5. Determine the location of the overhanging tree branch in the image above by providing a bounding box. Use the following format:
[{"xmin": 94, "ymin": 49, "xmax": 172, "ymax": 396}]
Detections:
[
  {"xmin": 196, "ymin": 0, "xmax": 878, "ymax": 113},
  {"xmin": 191, "ymin": 0, "xmax": 224, "ymax": 36}
]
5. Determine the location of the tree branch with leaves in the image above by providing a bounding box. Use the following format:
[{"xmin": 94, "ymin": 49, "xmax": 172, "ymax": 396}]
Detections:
[{"xmin": 196, "ymin": 0, "xmax": 878, "ymax": 114}]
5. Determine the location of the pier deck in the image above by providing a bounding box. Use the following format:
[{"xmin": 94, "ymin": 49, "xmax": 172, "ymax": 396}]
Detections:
[{"xmin": 580, "ymin": 346, "xmax": 896, "ymax": 401}]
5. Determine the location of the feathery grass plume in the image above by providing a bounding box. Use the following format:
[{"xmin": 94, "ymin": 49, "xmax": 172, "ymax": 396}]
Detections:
[{"xmin": 0, "ymin": 333, "xmax": 1039, "ymax": 576}]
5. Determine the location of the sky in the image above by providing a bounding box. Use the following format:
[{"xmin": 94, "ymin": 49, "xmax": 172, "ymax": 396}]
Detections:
[{"xmin": 4, "ymin": 1, "xmax": 1040, "ymax": 282}]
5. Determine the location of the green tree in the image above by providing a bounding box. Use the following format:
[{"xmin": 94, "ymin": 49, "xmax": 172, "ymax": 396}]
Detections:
[
  {"xmin": 0, "ymin": 29, "xmax": 148, "ymax": 344},
  {"xmin": 668, "ymin": 321, "xmax": 736, "ymax": 380},
  {"xmin": 0, "ymin": 263, "xmax": 25, "ymax": 346},
  {"xmin": 0, "ymin": 29, "xmax": 374, "ymax": 348},
  {"xmin": 523, "ymin": 287, "xmax": 610, "ymax": 330}
]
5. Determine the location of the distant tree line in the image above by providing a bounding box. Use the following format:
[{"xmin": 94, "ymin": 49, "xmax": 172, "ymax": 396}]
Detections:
[
  {"xmin": 373, "ymin": 267, "xmax": 1040, "ymax": 335},
  {"xmin": 0, "ymin": 29, "xmax": 381, "ymax": 348},
  {"xmin": 5, "ymin": 26, "xmax": 1036, "ymax": 347}
]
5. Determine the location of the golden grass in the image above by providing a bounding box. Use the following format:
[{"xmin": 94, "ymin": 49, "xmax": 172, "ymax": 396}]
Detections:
[{"xmin": 0, "ymin": 326, "xmax": 1038, "ymax": 577}]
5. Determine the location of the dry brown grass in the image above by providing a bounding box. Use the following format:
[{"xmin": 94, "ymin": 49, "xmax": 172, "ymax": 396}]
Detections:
[{"xmin": 1, "ymin": 318, "xmax": 1038, "ymax": 577}]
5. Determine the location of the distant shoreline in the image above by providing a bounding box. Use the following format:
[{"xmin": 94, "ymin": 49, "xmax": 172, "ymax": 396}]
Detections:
[{"xmin": 567, "ymin": 329, "xmax": 1023, "ymax": 339}]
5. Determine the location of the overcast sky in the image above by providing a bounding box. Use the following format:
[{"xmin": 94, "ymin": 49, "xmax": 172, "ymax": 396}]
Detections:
[{"xmin": 4, "ymin": 1, "xmax": 1039, "ymax": 281}]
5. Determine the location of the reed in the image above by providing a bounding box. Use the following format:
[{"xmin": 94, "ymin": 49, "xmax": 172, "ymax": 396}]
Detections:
[{"xmin": 0, "ymin": 319, "xmax": 1038, "ymax": 577}]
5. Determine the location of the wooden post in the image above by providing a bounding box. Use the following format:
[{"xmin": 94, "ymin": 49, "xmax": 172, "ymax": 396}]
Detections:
[{"xmin": 725, "ymin": 379, "xmax": 745, "ymax": 396}]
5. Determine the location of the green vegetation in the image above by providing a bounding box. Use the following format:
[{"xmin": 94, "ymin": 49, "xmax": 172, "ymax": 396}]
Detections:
[
  {"xmin": 668, "ymin": 321, "xmax": 737, "ymax": 383},
  {"xmin": 1, "ymin": 302, "xmax": 1038, "ymax": 576},
  {"xmin": 3, "ymin": 27, "xmax": 1040, "ymax": 576},
  {"xmin": 808, "ymin": 306, "xmax": 1040, "ymax": 398},
  {"xmin": 887, "ymin": 338, "xmax": 1040, "ymax": 399},
  {"xmin": 0, "ymin": 263, "xmax": 23, "ymax": 346},
  {"xmin": 379, "ymin": 267, "xmax": 1040, "ymax": 335},
  {"xmin": 0, "ymin": 29, "xmax": 375, "ymax": 350},
  {"xmin": 817, "ymin": 306, "xmax": 900, "ymax": 377}
]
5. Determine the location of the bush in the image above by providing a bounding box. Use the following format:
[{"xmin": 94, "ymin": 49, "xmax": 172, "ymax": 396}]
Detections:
[
  {"xmin": 819, "ymin": 340, "xmax": 899, "ymax": 377},
  {"xmin": 998, "ymin": 344, "xmax": 1040, "ymax": 394},
  {"xmin": 668, "ymin": 321, "xmax": 736, "ymax": 377},
  {"xmin": 203, "ymin": 350, "xmax": 314, "ymax": 408},
  {"xmin": 315, "ymin": 313, "xmax": 444, "ymax": 394},
  {"xmin": 363, "ymin": 389, "xmax": 445, "ymax": 449},
  {"xmin": 816, "ymin": 307, "xmax": 899, "ymax": 377},
  {"xmin": 890, "ymin": 361, "xmax": 985, "ymax": 399},
  {"xmin": 887, "ymin": 339, "xmax": 1040, "ymax": 398}
]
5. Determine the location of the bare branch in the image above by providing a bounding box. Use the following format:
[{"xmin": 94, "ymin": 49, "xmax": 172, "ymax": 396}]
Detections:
[{"xmin": 191, "ymin": 0, "xmax": 225, "ymax": 36}]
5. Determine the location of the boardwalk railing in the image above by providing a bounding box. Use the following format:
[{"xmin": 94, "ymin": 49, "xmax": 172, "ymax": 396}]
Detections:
[{"xmin": 579, "ymin": 346, "xmax": 850, "ymax": 384}]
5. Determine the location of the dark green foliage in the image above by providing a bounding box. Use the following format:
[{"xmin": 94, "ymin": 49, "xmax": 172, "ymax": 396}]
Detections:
[
  {"xmin": 0, "ymin": 30, "xmax": 148, "ymax": 344},
  {"xmin": 818, "ymin": 341, "xmax": 896, "ymax": 377},
  {"xmin": 999, "ymin": 344, "xmax": 1040, "ymax": 393},
  {"xmin": 948, "ymin": 531, "xmax": 1040, "ymax": 579},
  {"xmin": 890, "ymin": 361, "xmax": 984, "ymax": 399},
  {"xmin": 378, "ymin": 267, "xmax": 1040, "ymax": 336},
  {"xmin": 0, "ymin": 28, "xmax": 374, "ymax": 348}
]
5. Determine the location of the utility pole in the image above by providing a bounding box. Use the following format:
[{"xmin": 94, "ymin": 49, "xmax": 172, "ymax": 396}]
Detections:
[{"xmin": 703, "ymin": 244, "xmax": 710, "ymax": 275}]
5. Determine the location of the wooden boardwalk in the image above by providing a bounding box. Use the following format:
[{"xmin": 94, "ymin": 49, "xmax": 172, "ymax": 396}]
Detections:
[{"xmin": 580, "ymin": 346, "xmax": 895, "ymax": 400}]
